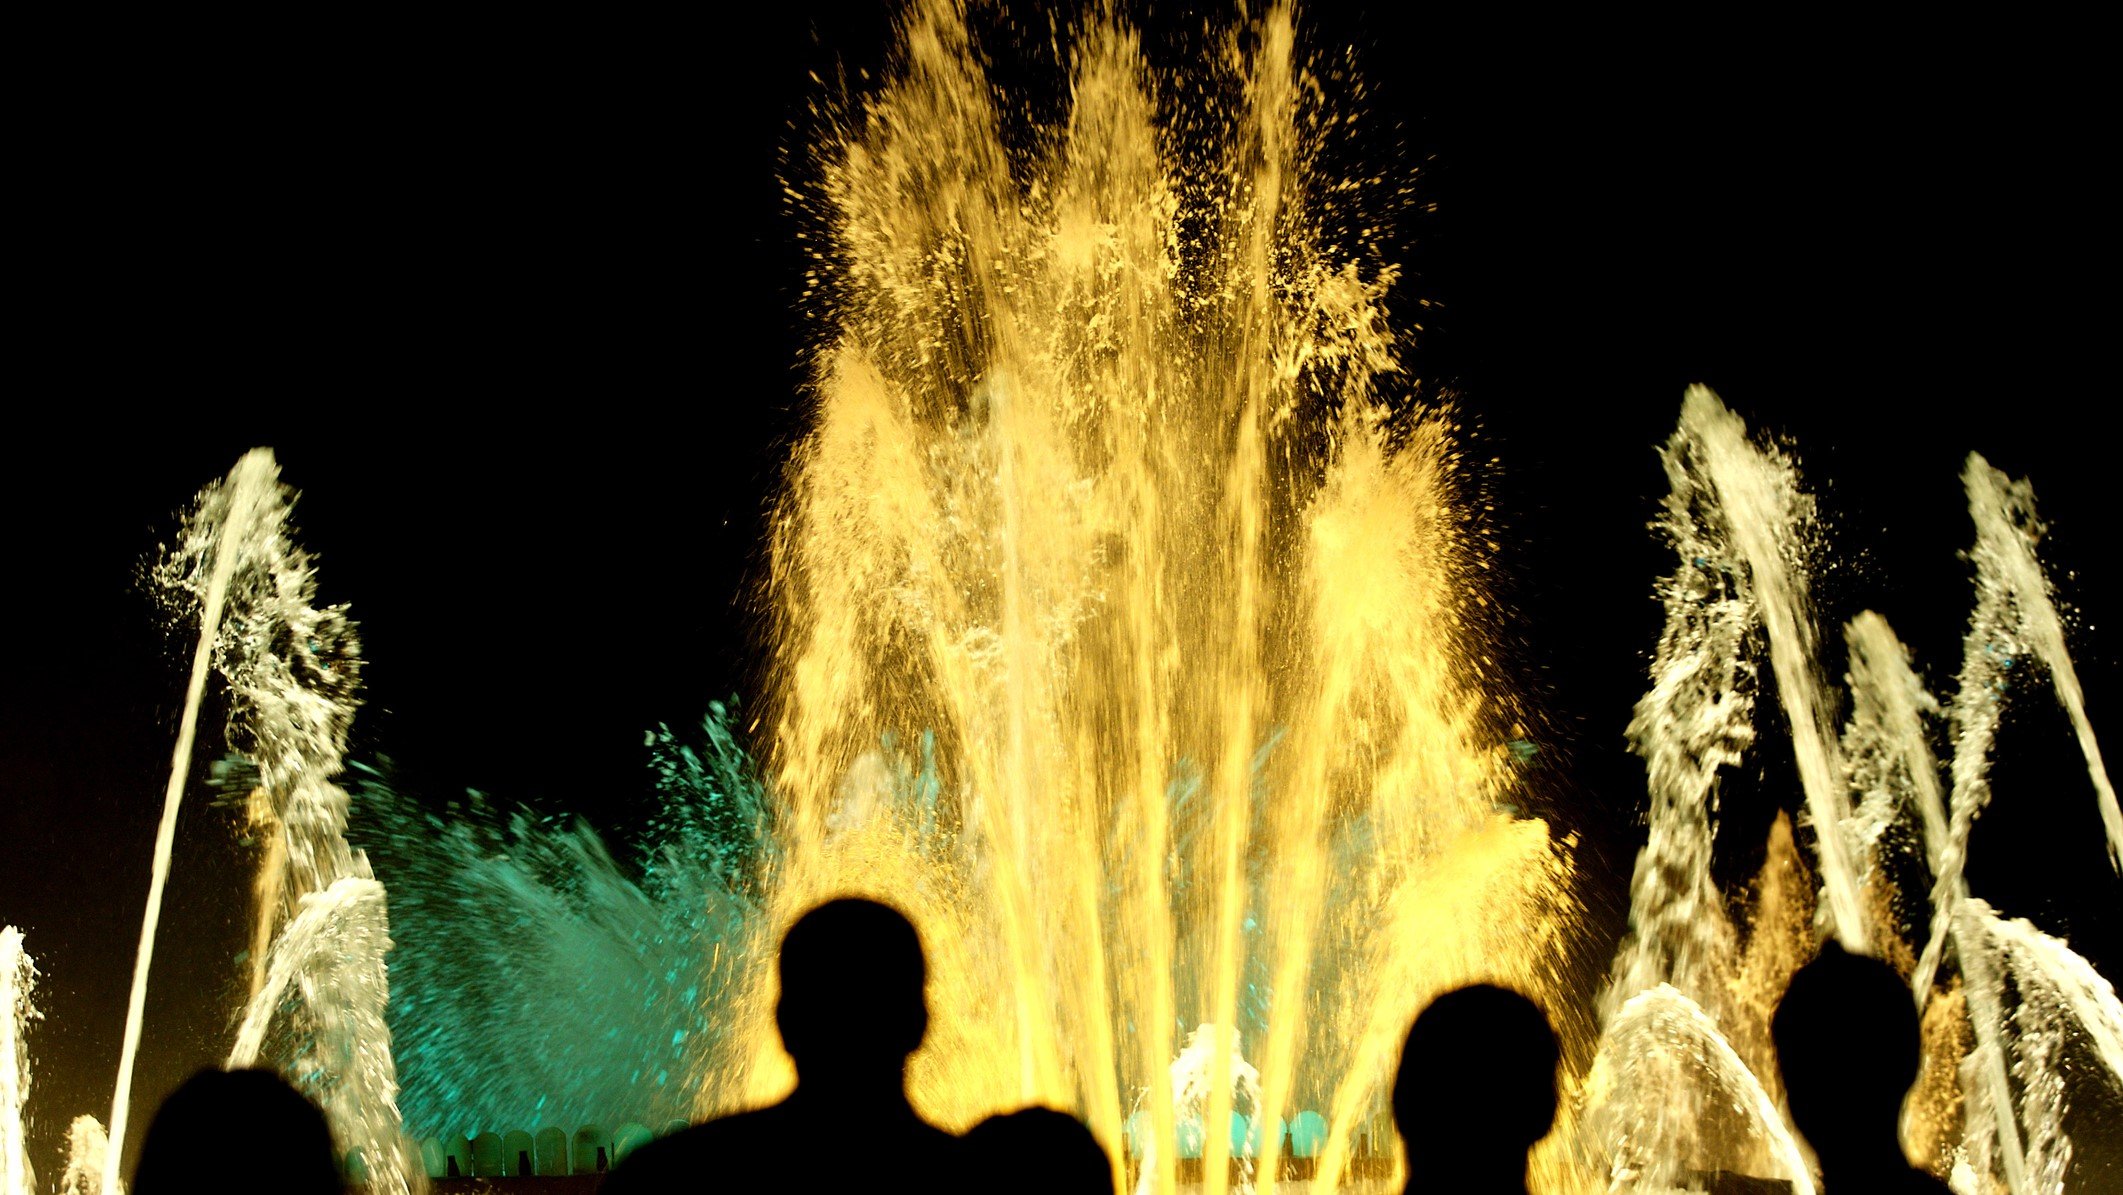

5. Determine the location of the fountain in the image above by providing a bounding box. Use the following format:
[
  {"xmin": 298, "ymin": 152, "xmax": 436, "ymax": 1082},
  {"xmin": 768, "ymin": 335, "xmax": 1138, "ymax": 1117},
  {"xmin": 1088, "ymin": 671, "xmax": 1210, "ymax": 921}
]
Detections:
[
  {"xmin": 3, "ymin": 929, "xmax": 35, "ymax": 1195},
  {"xmin": 1, "ymin": 3, "xmax": 2116, "ymax": 1194},
  {"xmin": 1583, "ymin": 387, "xmax": 2122, "ymax": 1194},
  {"xmin": 740, "ymin": 4, "xmax": 1582, "ymax": 1193},
  {"xmin": 71, "ymin": 452, "xmax": 416, "ymax": 1195}
]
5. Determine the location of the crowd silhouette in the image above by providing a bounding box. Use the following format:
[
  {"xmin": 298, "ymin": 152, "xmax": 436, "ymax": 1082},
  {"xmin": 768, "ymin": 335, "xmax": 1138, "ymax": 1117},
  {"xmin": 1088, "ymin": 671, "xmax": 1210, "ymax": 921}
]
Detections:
[{"xmin": 135, "ymin": 897, "xmax": 1962, "ymax": 1193}]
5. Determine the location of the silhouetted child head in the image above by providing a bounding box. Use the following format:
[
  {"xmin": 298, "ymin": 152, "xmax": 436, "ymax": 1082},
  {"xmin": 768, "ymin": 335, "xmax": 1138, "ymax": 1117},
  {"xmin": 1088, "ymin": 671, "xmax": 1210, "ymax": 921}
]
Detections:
[
  {"xmin": 775, "ymin": 897, "xmax": 929, "ymax": 1083},
  {"xmin": 1392, "ymin": 984, "xmax": 1558, "ymax": 1181},
  {"xmin": 964, "ymin": 1106, "xmax": 1112, "ymax": 1194},
  {"xmin": 132, "ymin": 1067, "xmax": 341, "ymax": 1194},
  {"xmin": 1772, "ymin": 941, "xmax": 1923, "ymax": 1172}
]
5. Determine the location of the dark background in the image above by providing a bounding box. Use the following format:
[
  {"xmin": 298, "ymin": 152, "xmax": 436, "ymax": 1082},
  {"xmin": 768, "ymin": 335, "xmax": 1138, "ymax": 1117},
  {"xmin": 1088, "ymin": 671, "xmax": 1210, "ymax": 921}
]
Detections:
[{"xmin": 6, "ymin": 2, "xmax": 2116, "ymax": 1183}]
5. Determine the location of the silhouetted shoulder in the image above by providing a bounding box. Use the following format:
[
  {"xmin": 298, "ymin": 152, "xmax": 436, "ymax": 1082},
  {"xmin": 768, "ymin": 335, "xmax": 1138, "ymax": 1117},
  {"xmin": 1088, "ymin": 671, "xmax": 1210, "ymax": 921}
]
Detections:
[
  {"xmin": 964, "ymin": 1107, "xmax": 1110, "ymax": 1194},
  {"xmin": 604, "ymin": 1106, "xmax": 971, "ymax": 1192},
  {"xmin": 601, "ymin": 1113, "xmax": 772, "ymax": 1193}
]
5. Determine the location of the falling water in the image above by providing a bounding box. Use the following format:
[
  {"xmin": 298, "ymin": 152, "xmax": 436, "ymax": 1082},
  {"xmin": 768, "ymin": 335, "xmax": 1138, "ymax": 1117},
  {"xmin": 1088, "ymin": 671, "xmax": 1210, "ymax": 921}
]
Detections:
[
  {"xmin": 1840, "ymin": 455, "xmax": 2123, "ymax": 1194},
  {"xmin": 1604, "ymin": 387, "xmax": 2121, "ymax": 1193},
  {"xmin": 1961, "ymin": 460, "xmax": 2122, "ymax": 875},
  {"xmin": 226, "ymin": 876, "xmax": 403, "ymax": 1188},
  {"xmin": 104, "ymin": 449, "xmax": 277, "ymax": 1195},
  {"xmin": 1841, "ymin": 611, "xmax": 2030, "ymax": 1191},
  {"xmin": 2, "ymin": 929, "xmax": 35, "ymax": 1195},
  {"xmin": 747, "ymin": 3, "xmax": 1582, "ymax": 1192},
  {"xmin": 150, "ymin": 453, "xmax": 415, "ymax": 1194},
  {"xmin": 1587, "ymin": 388, "xmax": 1813, "ymax": 1191},
  {"xmin": 1677, "ymin": 390, "xmax": 1869, "ymax": 951}
]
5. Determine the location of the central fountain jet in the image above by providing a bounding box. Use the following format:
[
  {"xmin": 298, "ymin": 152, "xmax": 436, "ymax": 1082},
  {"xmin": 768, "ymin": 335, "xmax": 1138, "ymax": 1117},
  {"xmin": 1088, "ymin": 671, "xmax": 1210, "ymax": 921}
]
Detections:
[{"xmin": 726, "ymin": 4, "xmax": 1584, "ymax": 1192}]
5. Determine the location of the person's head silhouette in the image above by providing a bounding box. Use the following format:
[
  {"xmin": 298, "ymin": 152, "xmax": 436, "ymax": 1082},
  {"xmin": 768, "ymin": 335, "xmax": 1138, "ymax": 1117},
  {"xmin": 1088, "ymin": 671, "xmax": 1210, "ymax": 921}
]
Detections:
[
  {"xmin": 775, "ymin": 897, "xmax": 929, "ymax": 1097},
  {"xmin": 1773, "ymin": 941, "xmax": 1948, "ymax": 1192},
  {"xmin": 1392, "ymin": 984, "xmax": 1558, "ymax": 1195},
  {"xmin": 964, "ymin": 1106, "xmax": 1111, "ymax": 1194},
  {"xmin": 132, "ymin": 1067, "xmax": 341, "ymax": 1194}
]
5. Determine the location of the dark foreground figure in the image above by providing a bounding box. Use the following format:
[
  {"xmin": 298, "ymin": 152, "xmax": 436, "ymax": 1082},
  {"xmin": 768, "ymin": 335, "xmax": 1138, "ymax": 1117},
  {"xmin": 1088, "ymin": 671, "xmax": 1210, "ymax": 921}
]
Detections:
[
  {"xmin": 1392, "ymin": 984, "xmax": 1558, "ymax": 1195},
  {"xmin": 964, "ymin": 1106, "xmax": 1111, "ymax": 1194},
  {"xmin": 132, "ymin": 1066, "xmax": 342, "ymax": 1195},
  {"xmin": 1774, "ymin": 943, "xmax": 1951, "ymax": 1194},
  {"xmin": 606, "ymin": 897, "xmax": 970, "ymax": 1193}
]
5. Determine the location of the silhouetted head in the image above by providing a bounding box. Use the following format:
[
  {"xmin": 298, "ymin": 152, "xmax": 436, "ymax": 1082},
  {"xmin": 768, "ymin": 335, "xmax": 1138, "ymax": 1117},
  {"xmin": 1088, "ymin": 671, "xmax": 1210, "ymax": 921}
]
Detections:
[
  {"xmin": 1392, "ymin": 985, "xmax": 1558, "ymax": 1179},
  {"xmin": 1773, "ymin": 942, "xmax": 1922, "ymax": 1171},
  {"xmin": 964, "ymin": 1107, "xmax": 1111, "ymax": 1194},
  {"xmin": 132, "ymin": 1067, "xmax": 341, "ymax": 1195},
  {"xmin": 775, "ymin": 897, "xmax": 929, "ymax": 1086}
]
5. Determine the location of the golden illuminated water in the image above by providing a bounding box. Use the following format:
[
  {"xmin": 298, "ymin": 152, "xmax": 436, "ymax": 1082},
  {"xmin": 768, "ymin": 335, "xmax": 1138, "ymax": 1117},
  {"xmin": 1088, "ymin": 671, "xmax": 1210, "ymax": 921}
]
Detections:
[{"xmin": 721, "ymin": 3, "xmax": 1584, "ymax": 1192}]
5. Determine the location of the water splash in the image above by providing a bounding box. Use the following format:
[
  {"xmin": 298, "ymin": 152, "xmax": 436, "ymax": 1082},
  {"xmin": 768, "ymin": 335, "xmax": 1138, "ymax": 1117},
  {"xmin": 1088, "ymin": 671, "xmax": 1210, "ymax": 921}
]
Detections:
[
  {"xmin": 1610, "ymin": 387, "xmax": 2120, "ymax": 1193},
  {"xmin": 1961, "ymin": 459, "xmax": 2121, "ymax": 875},
  {"xmin": 106, "ymin": 449, "xmax": 279, "ymax": 1195},
  {"xmin": 753, "ymin": 4, "xmax": 1580, "ymax": 1192},
  {"xmin": 151, "ymin": 452, "xmax": 414, "ymax": 1194},
  {"xmin": 151, "ymin": 453, "xmax": 366, "ymax": 1002},
  {"xmin": 2, "ymin": 929, "xmax": 36, "ymax": 1195},
  {"xmin": 1130, "ymin": 1025, "xmax": 1267, "ymax": 1195},
  {"xmin": 346, "ymin": 747, "xmax": 758, "ymax": 1141}
]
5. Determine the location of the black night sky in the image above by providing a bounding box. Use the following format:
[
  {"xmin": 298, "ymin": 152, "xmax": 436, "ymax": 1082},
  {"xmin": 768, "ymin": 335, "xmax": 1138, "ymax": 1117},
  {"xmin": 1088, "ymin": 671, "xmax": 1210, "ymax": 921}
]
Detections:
[{"xmin": 6, "ymin": 4, "xmax": 2117, "ymax": 1183}]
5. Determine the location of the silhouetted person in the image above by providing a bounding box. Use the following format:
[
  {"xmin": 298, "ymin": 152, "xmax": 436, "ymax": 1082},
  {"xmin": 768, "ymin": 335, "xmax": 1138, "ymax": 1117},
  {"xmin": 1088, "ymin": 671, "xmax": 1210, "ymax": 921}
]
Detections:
[
  {"xmin": 963, "ymin": 1106, "xmax": 1111, "ymax": 1194},
  {"xmin": 132, "ymin": 1067, "xmax": 341, "ymax": 1195},
  {"xmin": 1773, "ymin": 942, "xmax": 1951, "ymax": 1194},
  {"xmin": 606, "ymin": 897, "xmax": 969, "ymax": 1193},
  {"xmin": 1391, "ymin": 984, "xmax": 1558, "ymax": 1195}
]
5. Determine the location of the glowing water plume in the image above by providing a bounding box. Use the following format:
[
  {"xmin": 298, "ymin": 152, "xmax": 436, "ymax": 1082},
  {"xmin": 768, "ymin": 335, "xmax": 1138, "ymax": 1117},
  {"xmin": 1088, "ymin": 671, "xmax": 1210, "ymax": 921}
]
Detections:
[
  {"xmin": 59, "ymin": 1117, "xmax": 111, "ymax": 1195},
  {"xmin": 151, "ymin": 453, "xmax": 414, "ymax": 1194},
  {"xmin": 755, "ymin": 3, "xmax": 1579, "ymax": 1192},
  {"xmin": 2, "ymin": 928, "xmax": 35, "ymax": 1195},
  {"xmin": 106, "ymin": 449, "xmax": 277, "ymax": 1195}
]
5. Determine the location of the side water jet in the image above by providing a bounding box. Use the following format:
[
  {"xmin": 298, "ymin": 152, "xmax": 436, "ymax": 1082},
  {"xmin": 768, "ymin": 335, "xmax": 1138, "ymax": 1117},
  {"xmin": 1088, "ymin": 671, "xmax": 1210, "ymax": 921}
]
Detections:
[
  {"xmin": 147, "ymin": 452, "xmax": 415, "ymax": 1193},
  {"xmin": 1680, "ymin": 390, "xmax": 1868, "ymax": 952},
  {"xmin": 1959, "ymin": 457, "xmax": 2121, "ymax": 873},
  {"xmin": 104, "ymin": 449, "xmax": 277, "ymax": 1195},
  {"xmin": 1604, "ymin": 386, "xmax": 2120, "ymax": 1194},
  {"xmin": 2, "ymin": 929, "xmax": 35, "ymax": 1195}
]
